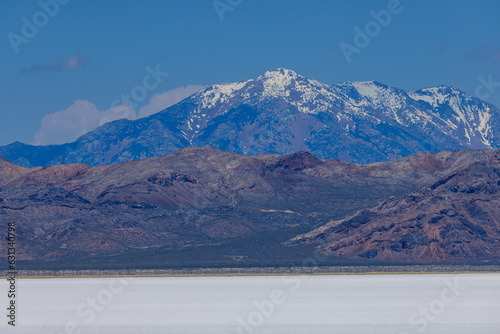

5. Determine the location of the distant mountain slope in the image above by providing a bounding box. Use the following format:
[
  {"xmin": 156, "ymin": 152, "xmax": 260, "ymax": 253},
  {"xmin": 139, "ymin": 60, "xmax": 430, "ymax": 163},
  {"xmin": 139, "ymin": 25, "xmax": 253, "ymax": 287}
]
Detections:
[
  {"xmin": 1, "ymin": 69, "xmax": 499, "ymax": 167},
  {"xmin": 0, "ymin": 156, "xmax": 39, "ymax": 184},
  {"xmin": 289, "ymin": 150, "xmax": 500, "ymax": 262},
  {"xmin": 0, "ymin": 147, "xmax": 499, "ymax": 265}
]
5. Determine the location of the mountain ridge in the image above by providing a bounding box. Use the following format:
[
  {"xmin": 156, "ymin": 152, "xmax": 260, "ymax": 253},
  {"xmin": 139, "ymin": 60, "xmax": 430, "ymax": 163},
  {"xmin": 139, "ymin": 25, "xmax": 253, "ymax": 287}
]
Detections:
[
  {"xmin": 1, "ymin": 68, "xmax": 499, "ymax": 167},
  {"xmin": 0, "ymin": 146, "xmax": 499, "ymax": 265}
]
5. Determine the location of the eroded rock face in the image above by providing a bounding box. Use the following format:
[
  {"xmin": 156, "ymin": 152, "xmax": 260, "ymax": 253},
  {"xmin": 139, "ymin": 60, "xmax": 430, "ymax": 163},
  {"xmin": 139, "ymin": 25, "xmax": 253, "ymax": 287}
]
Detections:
[{"xmin": 290, "ymin": 151, "xmax": 500, "ymax": 262}]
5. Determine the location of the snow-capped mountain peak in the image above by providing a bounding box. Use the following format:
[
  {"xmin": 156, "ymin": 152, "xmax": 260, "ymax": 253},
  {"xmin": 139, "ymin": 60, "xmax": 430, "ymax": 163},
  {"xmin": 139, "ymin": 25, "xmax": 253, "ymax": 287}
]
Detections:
[
  {"xmin": 257, "ymin": 68, "xmax": 301, "ymax": 98},
  {"xmin": 4, "ymin": 68, "xmax": 499, "ymax": 168},
  {"xmin": 256, "ymin": 68, "xmax": 327, "ymax": 99},
  {"xmin": 193, "ymin": 69, "xmax": 341, "ymax": 115},
  {"xmin": 194, "ymin": 69, "xmax": 308, "ymax": 111},
  {"xmin": 257, "ymin": 68, "xmax": 303, "ymax": 81}
]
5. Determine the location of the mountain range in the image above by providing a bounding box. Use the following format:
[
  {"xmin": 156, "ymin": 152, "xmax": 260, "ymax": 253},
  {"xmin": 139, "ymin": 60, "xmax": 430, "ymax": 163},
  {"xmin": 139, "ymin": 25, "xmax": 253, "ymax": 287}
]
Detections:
[
  {"xmin": 1, "ymin": 147, "xmax": 499, "ymax": 268},
  {"xmin": 1, "ymin": 68, "xmax": 500, "ymax": 269},
  {"xmin": 1, "ymin": 68, "xmax": 499, "ymax": 167}
]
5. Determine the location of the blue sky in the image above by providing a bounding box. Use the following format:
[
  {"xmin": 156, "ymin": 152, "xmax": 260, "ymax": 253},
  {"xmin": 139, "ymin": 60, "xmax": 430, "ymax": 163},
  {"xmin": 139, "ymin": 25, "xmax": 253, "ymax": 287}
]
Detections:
[{"xmin": 1, "ymin": 0, "xmax": 499, "ymax": 145}]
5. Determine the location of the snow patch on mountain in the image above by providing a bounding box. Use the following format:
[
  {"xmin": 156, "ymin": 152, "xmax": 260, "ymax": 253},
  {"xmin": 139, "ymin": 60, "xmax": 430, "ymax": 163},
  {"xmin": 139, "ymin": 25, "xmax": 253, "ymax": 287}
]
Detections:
[
  {"xmin": 199, "ymin": 81, "xmax": 250, "ymax": 110},
  {"xmin": 409, "ymin": 86, "xmax": 495, "ymax": 146}
]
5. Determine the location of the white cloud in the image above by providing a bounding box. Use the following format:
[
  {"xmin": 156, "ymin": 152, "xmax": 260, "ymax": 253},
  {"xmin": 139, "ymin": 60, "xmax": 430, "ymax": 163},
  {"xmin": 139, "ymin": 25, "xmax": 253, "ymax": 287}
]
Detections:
[
  {"xmin": 138, "ymin": 85, "xmax": 206, "ymax": 118},
  {"xmin": 32, "ymin": 85, "xmax": 207, "ymax": 146},
  {"xmin": 33, "ymin": 100, "xmax": 136, "ymax": 145}
]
